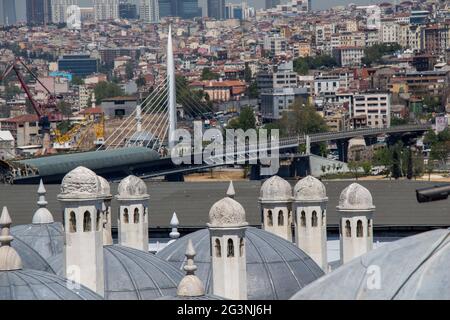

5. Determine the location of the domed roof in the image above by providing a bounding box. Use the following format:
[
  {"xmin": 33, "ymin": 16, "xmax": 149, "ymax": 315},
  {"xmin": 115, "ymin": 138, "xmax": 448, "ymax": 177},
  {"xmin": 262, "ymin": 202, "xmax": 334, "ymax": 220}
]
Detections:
[
  {"xmin": 291, "ymin": 229, "xmax": 450, "ymax": 300},
  {"xmin": 337, "ymin": 183, "xmax": 375, "ymax": 211},
  {"xmin": 58, "ymin": 166, "xmax": 101, "ymax": 200},
  {"xmin": 208, "ymin": 197, "xmax": 247, "ymax": 227},
  {"xmin": 294, "ymin": 176, "xmax": 327, "ymax": 201},
  {"xmin": 117, "ymin": 175, "xmax": 149, "ymax": 200},
  {"xmin": 11, "ymin": 222, "xmax": 64, "ymax": 263},
  {"xmin": 97, "ymin": 176, "xmax": 112, "ymax": 199},
  {"xmin": 260, "ymin": 176, "xmax": 292, "ymax": 202},
  {"xmin": 45, "ymin": 245, "xmax": 184, "ymax": 300},
  {"xmin": 0, "ymin": 269, "xmax": 101, "ymax": 300},
  {"xmin": 157, "ymin": 228, "xmax": 325, "ymax": 300}
]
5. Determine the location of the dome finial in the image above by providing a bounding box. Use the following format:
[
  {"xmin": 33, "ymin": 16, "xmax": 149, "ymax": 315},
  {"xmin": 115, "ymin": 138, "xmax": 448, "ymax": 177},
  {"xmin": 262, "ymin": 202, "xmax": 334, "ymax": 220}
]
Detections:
[
  {"xmin": 184, "ymin": 239, "xmax": 197, "ymax": 275},
  {"xmin": 176, "ymin": 239, "xmax": 205, "ymax": 297},
  {"xmin": 32, "ymin": 179, "xmax": 54, "ymax": 224},
  {"xmin": 0, "ymin": 207, "xmax": 23, "ymax": 271},
  {"xmin": 226, "ymin": 181, "xmax": 235, "ymax": 198},
  {"xmin": 169, "ymin": 212, "xmax": 180, "ymax": 240}
]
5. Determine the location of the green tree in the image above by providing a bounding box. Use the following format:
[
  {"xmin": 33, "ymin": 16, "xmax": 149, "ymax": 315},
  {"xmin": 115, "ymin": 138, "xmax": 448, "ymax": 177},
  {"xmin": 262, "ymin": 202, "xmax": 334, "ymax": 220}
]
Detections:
[
  {"xmin": 278, "ymin": 98, "xmax": 328, "ymax": 137},
  {"xmin": 406, "ymin": 148, "xmax": 413, "ymax": 180},
  {"xmin": 227, "ymin": 106, "xmax": 256, "ymax": 131},
  {"xmin": 293, "ymin": 55, "xmax": 337, "ymax": 75},
  {"xmin": 348, "ymin": 161, "xmax": 360, "ymax": 180},
  {"xmin": 361, "ymin": 43, "xmax": 402, "ymax": 66},
  {"xmin": 362, "ymin": 161, "xmax": 372, "ymax": 176},
  {"xmin": 136, "ymin": 76, "xmax": 146, "ymax": 88},
  {"xmin": 125, "ymin": 62, "xmax": 134, "ymax": 80},
  {"xmin": 57, "ymin": 101, "xmax": 72, "ymax": 116},
  {"xmin": 71, "ymin": 76, "xmax": 84, "ymax": 86},
  {"xmin": 201, "ymin": 68, "xmax": 220, "ymax": 81},
  {"xmin": 93, "ymin": 81, "xmax": 125, "ymax": 104},
  {"xmin": 244, "ymin": 62, "xmax": 252, "ymax": 83},
  {"xmin": 247, "ymin": 81, "xmax": 258, "ymax": 99},
  {"xmin": 392, "ymin": 147, "xmax": 402, "ymax": 179}
]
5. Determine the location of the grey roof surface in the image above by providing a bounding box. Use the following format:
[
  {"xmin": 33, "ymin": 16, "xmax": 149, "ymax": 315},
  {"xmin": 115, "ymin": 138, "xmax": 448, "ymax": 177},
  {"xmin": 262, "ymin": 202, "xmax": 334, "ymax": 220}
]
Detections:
[
  {"xmin": 0, "ymin": 269, "xmax": 101, "ymax": 300},
  {"xmin": 291, "ymin": 228, "xmax": 450, "ymax": 300},
  {"xmin": 11, "ymin": 222, "xmax": 64, "ymax": 261},
  {"xmin": 15, "ymin": 147, "xmax": 159, "ymax": 177},
  {"xmin": 44, "ymin": 245, "xmax": 184, "ymax": 300},
  {"xmin": 2, "ymin": 180, "xmax": 450, "ymax": 228},
  {"xmin": 156, "ymin": 227, "xmax": 324, "ymax": 300},
  {"xmin": 11, "ymin": 237, "xmax": 58, "ymax": 274}
]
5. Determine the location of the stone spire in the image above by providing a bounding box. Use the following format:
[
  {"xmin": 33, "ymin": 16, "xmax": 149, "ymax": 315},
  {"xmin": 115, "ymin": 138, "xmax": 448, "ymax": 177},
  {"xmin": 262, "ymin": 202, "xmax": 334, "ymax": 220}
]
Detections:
[
  {"xmin": 32, "ymin": 179, "xmax": 54, "ymax": 224},
  {"xmin": 226, "ymin": 181, "xmax": 235, "ymax": 198},
  {"xmin": 169, "ymin": 212, "xmax": 180, "ymax": 240},
  {"xmin": 177, "ymin": 239, "xmax": 205, "ymax": 297},
  {"xmin": 0, "ymin": 207, "xmax": 23, "ymax": 271}
]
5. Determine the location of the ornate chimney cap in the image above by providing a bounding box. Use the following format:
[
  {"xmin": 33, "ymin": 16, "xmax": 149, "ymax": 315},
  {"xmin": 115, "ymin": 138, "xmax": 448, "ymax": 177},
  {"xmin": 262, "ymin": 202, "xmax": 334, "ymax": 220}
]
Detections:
[
  {"xmin": 116, "ymin": 175, "xmax": 149, "ymax": 200},
  {"xmin": 0, "ymin": 207, "xmax": 23, "ymax": 271},
  {"xmin": 58, "ymin": 166, "xmax": 101, "ymax": 200},
  {"xmin": 337, "ymin": 183, "xmax": 375, "ymax": 211}
]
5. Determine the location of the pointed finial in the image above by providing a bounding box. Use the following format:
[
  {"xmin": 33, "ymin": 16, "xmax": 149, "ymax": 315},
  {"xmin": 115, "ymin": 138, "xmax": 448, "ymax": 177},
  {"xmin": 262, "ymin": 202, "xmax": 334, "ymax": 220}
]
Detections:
[
  {"xmin": 177, "ymin": 239, "xmax": 205, "ymax": 297},
  {"xmin": 32, "ymin": 180, "xmax": 54, "ymax": 224},
  {"xmin": 169, "ymin": 212, "xmax": 180, "ymax": 240},
  {"xmin": 183, "ymin": 239, "xmax": 197, "ymax": 275},
  {"xmin": 226, "ymin": 181, "xmax": 235, "ymax": 198},
  {"xmin": 37, "ymin": 179, "xmax": 47, "ymax": 208},
  {"xmin": 0, "ymin": 207, "xmax": 23, "ymax": 271}
]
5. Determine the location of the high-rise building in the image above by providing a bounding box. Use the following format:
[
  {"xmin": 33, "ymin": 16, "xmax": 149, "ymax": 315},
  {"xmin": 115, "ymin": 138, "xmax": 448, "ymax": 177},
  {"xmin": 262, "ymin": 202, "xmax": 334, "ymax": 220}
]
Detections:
[
  {"xmin": 178, "ymin": 0, "xmax": 201, "ymax": 19},
  {"xmin": 26, "ymin": 0, "xmax": 52, "ymax": 25},
  {"xmin": 265, "ymin": 0, "xmax": 280, "ymax": 10},
  {"xmin": 94, "ymin": 0, "xmax": 119, "ymax": 21},
  {"xmin": 207, "ymin": 0, "xmax": 225, "ymax": 20},
  {"xmin": 0, "ymin": 0, "xmax": 17, "ymax": 26},
  {"xmin": 158, "ymin": 0, "xmax": 200, "ymax": 19},
  {"xmin": 51, "ymin": 0, "xmax": 78, "ymax": 24},
  {"xmin": 119, "ymin": 2, "xmax": 137, "ymax": 19},
  {"xmin": 158, "ymin": 0, "xmax": 172, "ymax": 17},
  {"xmin": 139, "ymin": 0, "xmax": 159, "ymax": 22}
]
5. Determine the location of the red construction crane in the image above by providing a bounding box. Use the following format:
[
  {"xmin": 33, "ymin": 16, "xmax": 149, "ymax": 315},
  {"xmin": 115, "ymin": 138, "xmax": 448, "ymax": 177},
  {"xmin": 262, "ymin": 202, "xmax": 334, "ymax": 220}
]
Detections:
[{"xmin": 0, "ymin": 57, "xmax": 63, "ymax": 153}]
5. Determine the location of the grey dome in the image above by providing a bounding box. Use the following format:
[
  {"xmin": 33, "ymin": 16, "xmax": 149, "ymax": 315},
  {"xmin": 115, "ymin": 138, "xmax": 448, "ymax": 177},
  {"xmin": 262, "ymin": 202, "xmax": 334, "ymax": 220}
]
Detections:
[
  {"xmin": 10, "ymin": 236, "xmax": 59, "ymax": 274},
  {"xmin": 97, "ymin": 175, "xmax": 112, "ymax": 199},
  {"xmin": 47, "ymin": 245, "xmax": 184, "ymax": 300},
  {"xmin": 0, "ymin": 269, "xmax": 101, "ymax": 300},
  {"xmin": 291, "ymin": 229, "xmax": 450, "ymax": 300},
  {"xmin": 157, "ymin": 228, "xmax": 324, "ymax": 300},
  {"xmin": 11, "ymin": 222, "xmax": 64, "ymax": 263},
  {"xmin": 260, "ymin": 176, "xmax": 292, "ymax": 202}
]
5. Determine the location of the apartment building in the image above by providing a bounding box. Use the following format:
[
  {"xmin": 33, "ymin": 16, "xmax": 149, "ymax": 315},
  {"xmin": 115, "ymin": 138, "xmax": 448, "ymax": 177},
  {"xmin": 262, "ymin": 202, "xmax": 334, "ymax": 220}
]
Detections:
[{"xmin": 353, "ymin": 92, "xmax": 391, "ymax": 128}]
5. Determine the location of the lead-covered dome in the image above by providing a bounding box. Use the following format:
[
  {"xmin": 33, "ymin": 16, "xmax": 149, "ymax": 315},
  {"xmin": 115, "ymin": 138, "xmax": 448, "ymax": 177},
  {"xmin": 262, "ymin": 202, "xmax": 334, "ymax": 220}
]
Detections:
[
  {"xmin": 47, "ymin": 245, "xmax": 184, "ymax": 300},
  {"xmin": 58, "ymin": 166, "xmax": 101, "ymax": 199},
  {"xmin": 337, "ymin": 183, "xmax": 375, "ymax": 211},
  {"xmin": 294, "ymin": 176, "xmax": 327, "ymax": 201},
  {"xmin": 157, "ymin": 228, "xmax": 324, "ymax": 300},
  {"xmin": 291, "ymin": 229, "xmax": 450, "ymax": 300},
  {"xmin": 117, "ymin": 175, "xmax": 148, "ymax": 200},
  {"xmin": 208, "ymin": 197, "xmax": 247, "ymax": 227},
  {"xmin": 260, "ymin": 176, "xmax": 292, "ymax": 202},
  {"xmin": 0, "ymin": 269, "xmax": 101, "ymax": 300}
]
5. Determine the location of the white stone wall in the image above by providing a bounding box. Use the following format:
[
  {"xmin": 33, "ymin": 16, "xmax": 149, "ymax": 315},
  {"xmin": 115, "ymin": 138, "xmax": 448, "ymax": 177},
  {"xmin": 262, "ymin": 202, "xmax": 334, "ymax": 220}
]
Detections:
[
  {"xmin": 260, "ymin": 203, "xmax": 292, "ymax": 241},
  {"xmin": 339, "ymin": 213, "xmax": 373, "ymax": 264},
  {"xmin": 293, "ymin": 202, "xmax": 328, "ymax": 271},
  {"xmin": 63, "ymin": 199, "xmax": 104, "ymax": 296},
  {"xmin": 210, "ymin": 227, "xmax": 247, "ymax": 300},
  {"xmin": 117, "ymin": 200, "xmax": 149, "ymax": 252}
]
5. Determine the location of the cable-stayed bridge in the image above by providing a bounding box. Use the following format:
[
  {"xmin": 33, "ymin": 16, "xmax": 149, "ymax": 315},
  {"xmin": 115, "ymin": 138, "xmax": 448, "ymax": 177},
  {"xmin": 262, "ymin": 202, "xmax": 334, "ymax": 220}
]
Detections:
[{"xmin": 1, "ymin": 27, "xmax": 431, "ymax": 184}]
